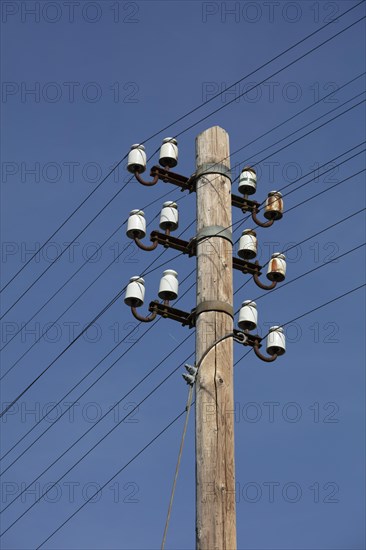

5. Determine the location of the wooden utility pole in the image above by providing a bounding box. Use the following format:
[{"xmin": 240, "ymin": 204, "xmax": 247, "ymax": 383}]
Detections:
[{"xmin": 195, "ymin": 126, "xmax": 236, "ymax": 549}]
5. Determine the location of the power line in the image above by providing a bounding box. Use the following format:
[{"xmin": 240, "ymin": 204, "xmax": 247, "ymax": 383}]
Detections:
[
  {"xmin": 3, "ymin": 237, "xmax": 364, "ymax": 524},
  {"xmin": 176, "ymin": 118, "xmax": 365, "ymax": 226},
  {"xmin": 0, "ymin": 155, "xmax": 127, "ymax": 294},
  {"xmin": 0, "ymin": 219, "xmax": 196, "ymax": 381},
  {"xmin": 240, "ymin": 93, "xmax": 366, "ymax": 172},
  {"xmin": 284, "ymin": 168, "xmax": 366, "ymax": 214},
  {"xmin": 0, "ymin": 354, "xmax": 196, "ymax": 537},
  {"xmin": 233, "ymin": 148, "xmax": 366, "ymax": 246},
  {"xmin": 0, "ymin": 249, "xmax": 192, "ymax": 418},
  {"xmin": 36, "ymin": 404, "xmax": 192, "ymax": 550},
  {"xmin": 282, "ymin": 284, "xmax": 366, "ymax": 327},
  {"xmin": 6, "ymin": 89, "xmax": 363, "ymax": 340},
  {"xmin": 0, "ymin": 278, "xmax": 195, "ymax": 473},
  {"xmin": 1, "ymin": 123, "xmax": 357, "ymax": 380},
  {"xmin": 234, "ymin": 284, "xmax": 366, "ymax": 365},
  {"xmin": 0, "ymin": 158, "xmax": 173, "ymax": 321},
  {"xmin": 20, "ymin": 282, "xmax": 366, "ymax": 549},
  {"xmin": 2, "ymin": 12, "xmax": 364, "ymax": 317},
  {"xmin": 174, "ymin": 15, "xmax": 366, "ymax": 140},
  {"xmin": 278, "ymin": 145, "xmax": 366, "ymax": 195},
  {"xmin": 1, "ymin": 0, "xmax": 362, "ymax": 294},
  {"xmin": 0, "ymin": 214, "xmax": 196, "ymax": 383},
  {"xmin": 0, "ymin": 186, "xmax": 177, "ymax": 353},
  {"xmin": 228, "ymin": 72, "xmax": 365, "ymax": 165},
  {"xmin": 0, "ymin": 8, "xmax": 364, "ymax": 544},
  {"xmin": 0, "ymin": 23, "xmax": 366, "ymax": 326},
  {"xmin": 2, "ymin": 157, "xmax": 363, "ymax": 412},
  {"xmin": 234, "ymin": 207, "xmax": 366, "ymax": 295},
  {"xmin": 139, "ymin": 0, "xmax": 364, "ymax": 144},
  {"xmin": 235, "ymin": 243, "xmax": 366, "ymax": 314},
  {"xmin": 266, "ymin": 209, "xmax": 365, "ymax": 270},
  {"xmin": 196, "ymin": 76, "xmax": 365, "ymax": 179},
  {"xmin": 3, "ymin": 92, "xmax": 362, "ymax": 324},
  {"xmin": 3, "ymin": 83, "xmax": 363, "ymax": 361},
  {"xmin": 4, "ymin": 186, "xmax": 363, "ymax": 467},
  {"xmin": 0, "ymin": 337, "xmax": 195, "ymax": 511},
  {"xmin": 2, "ymin": 106, "xmax": 364, "ymax": 425}
]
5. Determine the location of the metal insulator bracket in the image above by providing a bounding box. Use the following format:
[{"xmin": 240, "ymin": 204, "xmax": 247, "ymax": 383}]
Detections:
[
  {"xmin": 231, "ymin": 194, "xmax": 275, "ymax": 228},
  {"xmin": 150, "ymin": 231, "xmax": 196, "ymax": 256},
  {"xmin": 233, "ymin": 257, "xmax": 262, "ymax": 276},
  {"xmin": 148, "ymin": 301, "xmax": 196, "ymax": 328},
  {"xmin": 150, "ymin": 165, "xmax": 196, "ymax": 192},
  {"xmin": 233, "ymin": 329, "xmax": 263, "ymax": 349},
  {"xmin": 231, "ymin": 194, "xmax": 260, "ymax": 213}
]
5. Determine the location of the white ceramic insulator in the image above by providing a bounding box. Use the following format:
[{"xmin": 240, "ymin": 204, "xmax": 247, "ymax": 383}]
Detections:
[
  {"xmin": 238, "ymin": 167, "xmax": 257, "ymax": 195},
  {"xmin": 158, "ymin": 269, "xmax": 179, "ymax": 301},
  {"xmin": 159, "ymin": 201, "xmax": 179, "ymax": 231},
  {"xmin": 266, "ymin": 326, "xmax": 286, "ymax": 356},
  {"xmin": 126, "ymin": 210, "xmax": 146, "ymax": 239},
  {"xmin": 238, "ymin": 229, "xmax": 257, "ymax": 260},
  {"xmin": 127, "ymin": 144, "xmax": 146, "ymax": 174},
  {"xmin": 124, "ymin": 276, "xmax": 145, "ymax": 307},
  {"xmin": 159, "ymin": 138, "xmax": 178, "ymax": 168},
  {"xmin": 267, "ymin": 253, "xmax": 286, "ymax": 282},
  {"xmin": 238, "ymin": 300, "xmax": 258, "ymax": 331}
]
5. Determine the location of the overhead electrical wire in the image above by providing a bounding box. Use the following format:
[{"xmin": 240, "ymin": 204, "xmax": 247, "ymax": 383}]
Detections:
[
  {"xmin": 233, "ymin": 165, "xmax": 366, "ymax": 293},
  {"xmin": 233, "ymin": 150, "xmax": 366, "ymax": 246},
  {"xmin": 2, "ymin": 86, "xmax": 363, "ymax": 342},
  {"xmin": 1, "ymin": 11, "xmax": 364, "ymax": 317},
  {"xmin": 0, "ymin": 185, "xmax": 180, "ymax": 353},
  {"xmin": 236, "ymin": 283, "xmax": 366, "ymax": 364},
  {"xmin": 0, "ymin": 148, "xmax": 175, "ymax": 322},
  {"xmin": 0, "ymin": 323, "xmax": 193, "ymax": 466},
  {"xmin": 3, "ymin": 202, "xmax": 364, "ymax": 470},
  {"xmin": 2, "ymin": 94, "xmax": 363, "ymax": 381},
  {"xmin": 3, "ymin": 96, "xmax": 359, "ymax": 366},
  {"xmin": 0, "ymin": 352, "xmax": 197, "ymax": 536},
  {"xmin": 232, "ymin": 93, "xmax": 366, "ymax": 174},
  {"xmin": 0, "ymin": 157, "xmax": 131, "ymax": 294},
  {"xmin": 170, "ymin": 15, "xmax": 365, "ymax": 141},
  {"xmin": 137, "ymin": 0, "xmax": 364, "ymax": 144},
  {"xmin": 1, "ymin": 0, "xmax": 362, "ymax": 294},
  {"xmin": 2, "ymin": 44, "xmax": 364, "ymax": 422},
  {"xmin": 0, "ymin": 7, "xmax": 364, "ymax": 546},
  {"xmin": 3, "ymin": 80, "xmax": 363, "ymax": 364},
  {"xmin": 2, "ymin": 160, "xmax": 364, "ymax": 417},
  {"xmin": 0, "ymin": 336, "xmax": 196, "ymax": 510},
  {"xmin": 234, "ymin": 243, "xmax": 366, "ymax": 315},
  {"xmin": 10, "ymin": 240, "xmax": 360, "ymax": 530},
  {"xmin": 234, "ymin": 207, "xmax": 366, "ymax": 296},
  {"xmin": 0, "ymin": 218, "xmax": 196, "ymax": 381},
  {"xmin": 11, "ymin": 282, "xmax": 365, "ymax": 550},
  {"xmin": 2, "ymin": 222, "xmax": 364, "ymax": 527},
  {"xmin": 228, "ymin": 72, "xmax": 365, "ymax": 166},
  {"xmin": 0, "ymin": 249, "xmax": 192, "ymax": 418},
  {"xmin": 0, "ymin": 277, "xmax": 196, "ymax": 474},
  {"xmin": 0, "ymin": 217, "xmax": 196, "ymax": 384}
]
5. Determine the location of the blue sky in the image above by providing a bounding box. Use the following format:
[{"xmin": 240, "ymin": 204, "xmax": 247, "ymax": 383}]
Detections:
[{"xmin": 1, "ymin": 1, "xmax": 365, "ymax": 549}]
